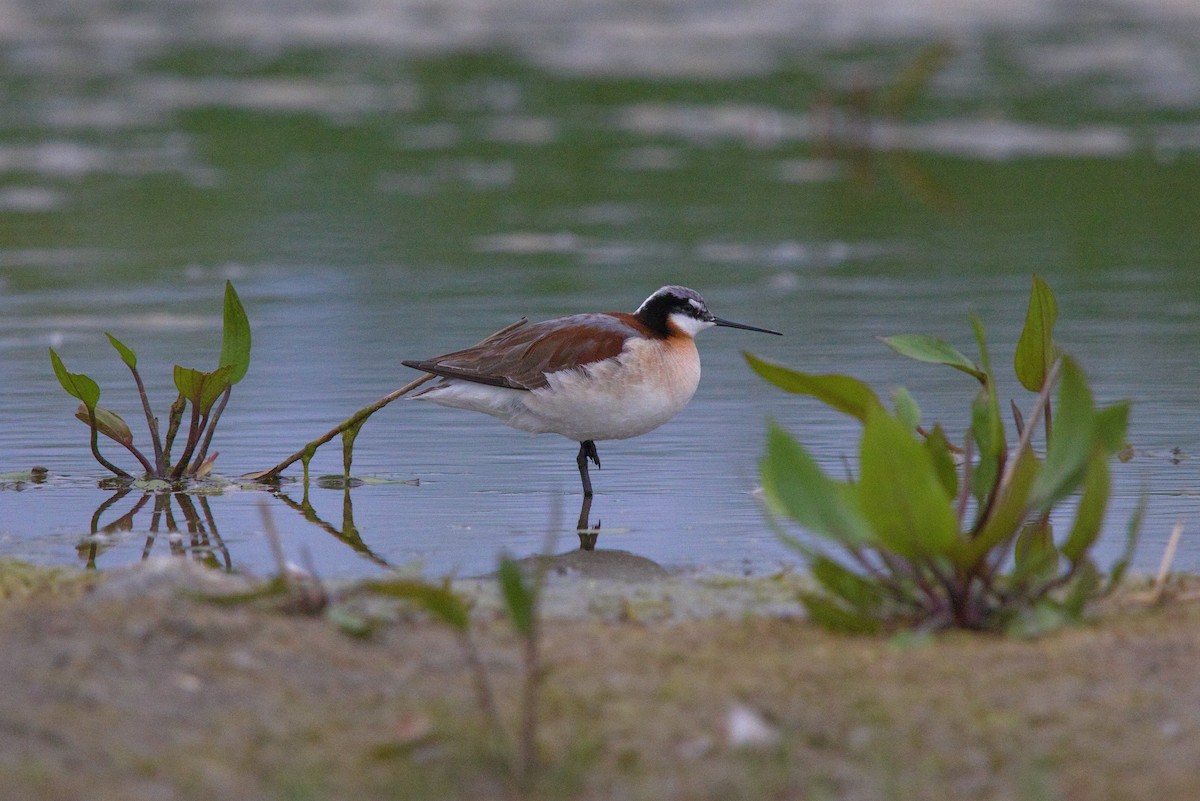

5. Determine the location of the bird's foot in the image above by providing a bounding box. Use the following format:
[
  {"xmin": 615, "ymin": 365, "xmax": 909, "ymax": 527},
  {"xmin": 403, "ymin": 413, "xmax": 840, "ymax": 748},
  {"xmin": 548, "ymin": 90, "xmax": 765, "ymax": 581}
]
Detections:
[{"xmin": 582, "ymin": 439, "xmax": 601, "ymax": 470}]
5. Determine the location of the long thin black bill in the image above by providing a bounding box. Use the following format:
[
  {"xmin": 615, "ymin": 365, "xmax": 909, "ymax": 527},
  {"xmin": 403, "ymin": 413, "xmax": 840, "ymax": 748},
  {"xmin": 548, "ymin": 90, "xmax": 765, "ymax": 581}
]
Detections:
[{"xmin": 712, "ymin": 316, "xmax": 782, "ymax": 336}]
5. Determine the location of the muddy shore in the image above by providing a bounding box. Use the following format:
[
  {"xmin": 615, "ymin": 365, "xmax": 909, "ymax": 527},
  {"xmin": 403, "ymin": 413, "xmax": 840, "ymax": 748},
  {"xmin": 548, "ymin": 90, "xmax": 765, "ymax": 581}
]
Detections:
[{"xmin": 1, "ymin": 557, "xmax": 1197, "ymax": 800}]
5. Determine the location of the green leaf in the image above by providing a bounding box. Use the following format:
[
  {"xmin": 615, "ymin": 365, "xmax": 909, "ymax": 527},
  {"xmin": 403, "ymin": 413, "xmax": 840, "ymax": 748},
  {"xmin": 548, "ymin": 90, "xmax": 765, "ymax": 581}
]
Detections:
[
  {"xmin": 1095, "ymin": 401, "xmax": 1130, "ymax": 456},
  {"xmin": 761, "ymin": 421, "xmax": 874, "ymax": 547},
  {"xmin": 360, "ymin": 578, "xmax": 470, "ymax": 631},
  {"xmin": 858, "ymin": 409, "xmax": 960, "ymax": 560},
  {"xmin": 173, "ymin": 365, "xmax": 233, "ymax": 415},
  {"xmin": 965, "ymin": 445, "xmax": 1038, "ymax": 567},
  {"xmin": 891, "ymin": 386, "xmax": 922, "ymax": 432},
  {"xmin": 970, "ymin": 386, "xmax": 1004, "ymax": 505},
  {"xmin": 879, "ymin": 334, "xmax": 986, "ymax": 383},
  {"xmin": 970, "ymin": 313, "xmax": 993, "ymax": 378},
  {"xmin": 219, "ymin": 281, "xmax": 252, "ymax": 385},
  {"xmin": 809, "ymin": 554, "xmax": 885, "ymax": 615},
  {"xmin": 923, "ymin": 424, "xmax": 959, "ymax": 502},
  {"xmin": 49, "ymin": 348, "xmax": 100, "ymax": 410},
  {"xmin": 1060, "ymin": 454, "xmax": 1110, "ymax": 564},
  {"xmin": 75, "ymin": 404, "xmax": 134, "ymax": 448},
  {"xmin": 1014, "ymin": 275, "xmax": 1058, "ymax": 392},
  {"xmin": 1031, "ymin": 356, "xmax": 1095, "ymax": 509},
  {"xmin": 799, "ymin": 592, "xmax": 884, "ymax": 634},
  {"xmin": 104, "ymin": 333, "xmax": 137, "ymax": 369},
  {"xmin": 1013, "ymin": 520, "xmax": 1058, "ymax": 581},
  {"xmin": 1062, "ymin": 559, "xmax": 1101, "ymax": 618},
  {"xmin": 745, "ymin": 352, "xmax": 882, "ymax": 421},
  {"xmin": 497, "ymin": 558, "xmax": 536, "ymax": 637}
]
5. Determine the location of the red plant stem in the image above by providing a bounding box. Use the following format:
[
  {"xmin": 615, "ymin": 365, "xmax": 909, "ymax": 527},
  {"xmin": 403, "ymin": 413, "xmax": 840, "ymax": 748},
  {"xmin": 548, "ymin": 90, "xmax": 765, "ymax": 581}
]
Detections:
[
  {"xmin": 118, "ymin": 438, "xmax": 157, "ymax": 476},
  {"xmin": 126, "ymin": 363, "xmax": 166, "ymax": 475},
  {"xmin": 191, "ymin": 385, "xmax": 232, "ymax": 474},
  {"xmin": 171, "ymin": 403, "xmax": 203, "ymax": 480},
  {"xmin": 86, "ymin": 408, "xmax": 132, "ymax": 479}
]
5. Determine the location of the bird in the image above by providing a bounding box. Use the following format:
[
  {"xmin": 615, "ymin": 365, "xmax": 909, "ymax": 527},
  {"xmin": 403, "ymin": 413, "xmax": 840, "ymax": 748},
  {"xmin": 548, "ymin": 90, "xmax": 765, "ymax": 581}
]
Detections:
[{"xmin": 402, "ymin": 285, "xmax": 781, "ymax": 497}]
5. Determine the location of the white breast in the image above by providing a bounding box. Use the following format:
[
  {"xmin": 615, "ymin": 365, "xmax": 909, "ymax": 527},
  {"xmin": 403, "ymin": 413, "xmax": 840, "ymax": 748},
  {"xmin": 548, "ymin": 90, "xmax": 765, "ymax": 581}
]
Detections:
[{"xmin": 412, "ymin": 337, "xmax": 702, "ymax": 442}]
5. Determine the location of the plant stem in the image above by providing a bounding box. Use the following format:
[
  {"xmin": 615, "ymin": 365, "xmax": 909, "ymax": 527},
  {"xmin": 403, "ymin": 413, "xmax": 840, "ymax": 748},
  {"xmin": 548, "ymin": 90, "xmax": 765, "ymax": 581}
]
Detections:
[
  {"xmin": 457, "ymin": 630, "xmax": 513, "ymax": 756},
  {"xmin": 518, "ymin": 615, "xmax": 541, "ymax": 786},
  {"xmin": 191, "ymin": 385, "xmax": 232, "ymax": 475},
  {"xmin": 171, "ymin": 403, "xmax": 203, "ymax": 480},
  {"xmin": 997, "ymin": 359, "xmax": 1061, "ymax": 492},
  {"xmin": 118, "ymin": 438, "xmax": 157, "ymax": 476},
  {"xmin": 515, "ymin": 494, "xmax": 559, "ymax": 785},
  {"xmin": 969, "ymin": 358, "xmax": 1063, "ymax": 588},
  {"xmin": 1043, "ymin": 394, "xmax": 1053, "ymax": 446},
  {"xmin": 162, "ymin": 392, "xmax": 186, "ymax": 468},
  {"xmin": 89, "ymin": 485, "xmax": 134, "ymax": 533},
  {"xmin": 126, "ymin": 362, "xmax": 166, "ymax": 474},
  {"xmin": 87, "ymin": 408, "xmax": 132, "ymax": 479},
  {"xmin": 243, "ymin": 318, "xmax": 529, "ymax": 482}
]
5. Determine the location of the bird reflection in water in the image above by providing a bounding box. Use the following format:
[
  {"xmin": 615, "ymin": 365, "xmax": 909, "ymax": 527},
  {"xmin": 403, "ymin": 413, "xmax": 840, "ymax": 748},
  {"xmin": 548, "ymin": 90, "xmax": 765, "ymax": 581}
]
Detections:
[{"xmin": 80, "ymin": 480, "xmax": 635, "ymax": 572}]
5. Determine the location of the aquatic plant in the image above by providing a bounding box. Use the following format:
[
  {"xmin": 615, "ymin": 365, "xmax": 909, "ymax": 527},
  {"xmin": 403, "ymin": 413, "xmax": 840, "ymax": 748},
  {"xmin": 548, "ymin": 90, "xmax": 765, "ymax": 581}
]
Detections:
[
  {"xmin": 49, "ymin": 281, "xmax": 251, "ymax": 483},
  {"xmin": 747, "ymin": 276, "xmax": 1138, "ymax": 632}
]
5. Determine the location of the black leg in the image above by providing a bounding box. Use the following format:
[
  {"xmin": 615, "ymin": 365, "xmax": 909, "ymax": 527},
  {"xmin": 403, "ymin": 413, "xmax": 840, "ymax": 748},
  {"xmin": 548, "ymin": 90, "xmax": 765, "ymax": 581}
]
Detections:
[
  {"xmin": 576, "ymin": 439, "xmax": 600, "ymax": 497},
  {"xmin": 576, "ymin": 494, "xmax": 599, "ymax": 550}
]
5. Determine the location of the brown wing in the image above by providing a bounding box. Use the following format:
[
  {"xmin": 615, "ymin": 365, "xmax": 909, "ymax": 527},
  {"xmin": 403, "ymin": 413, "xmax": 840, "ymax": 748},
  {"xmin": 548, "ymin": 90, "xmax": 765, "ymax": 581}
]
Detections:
[{"xmin": 403, "ymin": 312, "xmax": 652, "ymax": 390}]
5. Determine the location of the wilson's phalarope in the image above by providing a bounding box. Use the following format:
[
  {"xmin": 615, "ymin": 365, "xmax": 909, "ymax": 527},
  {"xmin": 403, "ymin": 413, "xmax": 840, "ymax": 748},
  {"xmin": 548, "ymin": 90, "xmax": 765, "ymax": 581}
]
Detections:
[{"xmin": 403, "ymin": 285, "xmax": 781, "ymax": 496}]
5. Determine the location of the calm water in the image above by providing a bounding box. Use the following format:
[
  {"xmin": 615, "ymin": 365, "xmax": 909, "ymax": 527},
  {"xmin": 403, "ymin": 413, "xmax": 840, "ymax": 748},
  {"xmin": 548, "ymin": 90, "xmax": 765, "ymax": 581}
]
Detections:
[{"xmin": 1, "ymin": 0, "xmax": 1200, "ymax": 577}]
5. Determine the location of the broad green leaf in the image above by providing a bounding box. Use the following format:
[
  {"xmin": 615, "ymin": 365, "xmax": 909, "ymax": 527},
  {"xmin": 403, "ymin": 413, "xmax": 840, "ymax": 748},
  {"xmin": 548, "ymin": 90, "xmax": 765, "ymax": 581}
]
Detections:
[
  {"xmin": 105, "ymin": 333, "xmax": 137, "ymax": 369},
  {"xmin": 1060, "ymin": 453, "xmax": 1110, "ymax": 564},
  {"xmin": 1062, "ymin": 559, "xmax": 1101, "ymax": 618},
  {"xmin": 1013, "ymin": 520, "xmax": 1058, "ymax": 581},
  {"xmin": 858, "ymin": 409, "xmax": 960, "ymax": 560},
  {"xmin": 970, "ymin": 313, "xmax": 994, "ymax": 378},
  {"xmin": 1095, "ymin": 401, "xmax": 1130, "ymax": 456},
  {"xmin": 799, "ymin": 592, "xmax": 884, "ymax": 634},
  {"xmin": 497, "ymin": 558, "xmax": 536, "ymax": 637},
  {"xmin": 74, "ymin": 404, "xmax": 133, "ymax": 448},
  {"xmin": 745, "ymin": 352, "xmax": 882, "ymax": 421},
  {"xmin": 174, "ymin": 365, "xmax": 202, "ymax": 402},
  {"xmin": 761, "ymin": 421, "xmax": 874, "ymax": 547},
  {"xmin": 173, "ymin": 365, "xmax": 233, "ymax": 415},
  {"xmin": 970, "ymin": 386, "xmax": 1003, "ymax": 504},
  {"xmin": 965, "ymin": 445, "xmax": 1038, "ymax": 567},
  {"xmin": 1014, "ymin": 275, "xmax": 1058, "ymax": 392},
  {"xmin": 891, "ymin": 386, "xmax": 921, "ymax": 432},
  {"xmin": 219, "ymin": 281, "xmax": 252, "ymax": 385},
  {"xmin": 923, "ymin": 424, "xmax": 958, "ymax": 502},
  {"xmin": 879, "ymin": 334, "xmax": 985, "ymax": 383},
  {"xmin": 1031, "ymin": 356, "xmax": 1095, "ymax": 509},
  {"xmin": 49, "ymin": 348, "xmax": 100, "ymax": 410},
  {"xmin": 360, "ymin": 578, "xmax": 470, "ymax": 631},
  {"xmin": 809, "ymin": 554, "xmax": 885, "ymax": 615}
]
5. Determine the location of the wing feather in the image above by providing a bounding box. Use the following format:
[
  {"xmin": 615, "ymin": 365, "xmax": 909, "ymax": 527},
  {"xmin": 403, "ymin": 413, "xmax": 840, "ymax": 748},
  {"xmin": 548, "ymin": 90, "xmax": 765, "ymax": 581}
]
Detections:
[{"xmin": 403, "ymin": 313, "xmax": 652, "ymax": 390}]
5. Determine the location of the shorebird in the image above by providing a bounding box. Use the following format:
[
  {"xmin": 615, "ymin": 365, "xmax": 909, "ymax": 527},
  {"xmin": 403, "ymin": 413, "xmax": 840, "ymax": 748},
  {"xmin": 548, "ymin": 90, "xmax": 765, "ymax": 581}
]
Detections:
[{"xmin": 402, "ymin": 285, "xmax": 781, "ymax": 496}]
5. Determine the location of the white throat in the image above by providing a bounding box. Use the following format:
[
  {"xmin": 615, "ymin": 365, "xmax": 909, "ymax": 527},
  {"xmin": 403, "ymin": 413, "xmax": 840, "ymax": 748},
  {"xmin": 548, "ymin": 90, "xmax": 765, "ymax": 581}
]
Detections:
[{"xmin": 668, "ymin": 311, "xmax": 714, "ymax": 338}]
